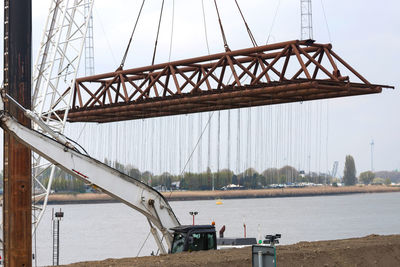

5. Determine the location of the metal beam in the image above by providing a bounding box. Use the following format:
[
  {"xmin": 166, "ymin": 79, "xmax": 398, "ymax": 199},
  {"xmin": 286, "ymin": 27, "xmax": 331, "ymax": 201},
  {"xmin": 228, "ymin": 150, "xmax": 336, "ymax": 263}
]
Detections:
[
  {"xmin": 3, "ymin": 0, "xmax": 32, "ymax": 266},
  {"xmin": 54, "ymin": 40, "xmax": 393, "ymax": 123}
]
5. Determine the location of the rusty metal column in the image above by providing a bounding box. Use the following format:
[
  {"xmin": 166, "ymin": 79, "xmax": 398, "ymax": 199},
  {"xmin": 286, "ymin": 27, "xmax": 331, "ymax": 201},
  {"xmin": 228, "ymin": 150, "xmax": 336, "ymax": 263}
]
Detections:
[{"xmin": 3, "ymin": 0, "xmax": 32, "ymax": 266}]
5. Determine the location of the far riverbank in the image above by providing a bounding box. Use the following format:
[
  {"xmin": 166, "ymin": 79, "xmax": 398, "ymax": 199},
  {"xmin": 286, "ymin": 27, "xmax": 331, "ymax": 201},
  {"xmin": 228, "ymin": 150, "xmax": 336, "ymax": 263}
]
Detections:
[{"xmin": 43, "ymin": 185, "xmax": 400, "ymax": 205}]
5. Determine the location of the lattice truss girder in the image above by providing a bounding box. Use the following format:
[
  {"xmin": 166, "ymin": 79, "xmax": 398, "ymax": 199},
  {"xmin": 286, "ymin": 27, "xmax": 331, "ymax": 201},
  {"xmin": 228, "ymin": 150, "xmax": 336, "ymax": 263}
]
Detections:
[
  {"xmin": 59, "ymin": 40, "xmax": 391, "ymax": 123},
  {"xmin": 31, "ymin": 0, "xmax": 94, "ymax": 229}
]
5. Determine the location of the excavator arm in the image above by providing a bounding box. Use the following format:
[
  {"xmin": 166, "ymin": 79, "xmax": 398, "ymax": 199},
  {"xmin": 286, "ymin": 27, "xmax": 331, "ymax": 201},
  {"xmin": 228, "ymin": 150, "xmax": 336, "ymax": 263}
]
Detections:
[{"xmin": 0, "ymin": 95, "xmax": 180, "ymax": 253}]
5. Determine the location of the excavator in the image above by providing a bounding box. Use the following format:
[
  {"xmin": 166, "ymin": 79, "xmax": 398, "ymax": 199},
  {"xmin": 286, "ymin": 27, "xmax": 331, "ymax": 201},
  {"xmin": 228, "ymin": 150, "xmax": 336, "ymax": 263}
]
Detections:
[{"xmin": 0, "ymin": 92, "xmax": 217, "ymax": 255}]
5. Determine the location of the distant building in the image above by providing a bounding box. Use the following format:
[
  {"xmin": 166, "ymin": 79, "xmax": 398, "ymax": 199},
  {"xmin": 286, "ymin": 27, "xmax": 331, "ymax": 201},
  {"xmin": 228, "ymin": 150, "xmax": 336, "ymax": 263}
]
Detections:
[
  {"xmin": 222, "ymin": 184, "xmax": 244, "ymax": 190},
  {"xmin": 171, "ymin": 181, "xmax": 180, "ymax": 190}
]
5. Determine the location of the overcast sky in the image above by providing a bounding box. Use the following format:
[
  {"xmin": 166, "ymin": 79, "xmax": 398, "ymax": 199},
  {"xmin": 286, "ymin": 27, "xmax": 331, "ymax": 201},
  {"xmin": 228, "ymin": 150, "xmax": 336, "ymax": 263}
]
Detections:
[{"xmin": 1, "ymin": 0, "xmax": 399, "ymax": 175}]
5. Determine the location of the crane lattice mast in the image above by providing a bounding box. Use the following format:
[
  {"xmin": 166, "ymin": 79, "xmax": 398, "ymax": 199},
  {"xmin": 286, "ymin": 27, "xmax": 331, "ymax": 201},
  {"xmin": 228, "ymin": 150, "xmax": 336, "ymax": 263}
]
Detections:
[
  {"xmin": 85, "ymin": 0, "xmax": 95, "ymax": 76},
  {"xmin": 300, "ymin": 0, "xmax": 313, "ymax": 40},
  {"xmin": 30, "ymin": 0, "xmax": 95, "ymax": 234},
  {"xmin": 0, "ymin": 2, "xmax": 95, "ymax": 256}
]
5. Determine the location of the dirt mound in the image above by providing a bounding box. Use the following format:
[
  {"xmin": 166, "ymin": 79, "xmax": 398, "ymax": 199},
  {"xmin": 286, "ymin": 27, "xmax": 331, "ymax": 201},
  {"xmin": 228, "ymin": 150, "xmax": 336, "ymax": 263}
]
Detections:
[{"xmin": 61, "ymin": 234, "xmax": 400, "ymax": 267}]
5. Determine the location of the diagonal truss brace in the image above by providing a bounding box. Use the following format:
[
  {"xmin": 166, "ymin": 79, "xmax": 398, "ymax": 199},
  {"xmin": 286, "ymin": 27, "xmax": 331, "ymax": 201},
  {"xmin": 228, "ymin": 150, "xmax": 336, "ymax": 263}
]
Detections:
[{"xmin": 57, "ymin": 40, "xmax": 393, "ymax": 123}]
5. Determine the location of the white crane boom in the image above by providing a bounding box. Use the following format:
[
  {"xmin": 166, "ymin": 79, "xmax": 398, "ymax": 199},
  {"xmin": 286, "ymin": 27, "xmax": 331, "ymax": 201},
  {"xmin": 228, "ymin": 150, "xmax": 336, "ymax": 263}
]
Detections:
[{"xmin": 0, "ymin": 96, "xmax": 180, "ymax": 253}]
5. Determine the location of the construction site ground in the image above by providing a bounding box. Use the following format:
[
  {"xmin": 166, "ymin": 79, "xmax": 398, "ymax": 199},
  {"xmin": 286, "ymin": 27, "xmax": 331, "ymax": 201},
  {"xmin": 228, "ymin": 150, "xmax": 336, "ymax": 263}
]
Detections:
[{"xmin": 61, "ymin": 234, "xmax": 400, "ymax": 267}]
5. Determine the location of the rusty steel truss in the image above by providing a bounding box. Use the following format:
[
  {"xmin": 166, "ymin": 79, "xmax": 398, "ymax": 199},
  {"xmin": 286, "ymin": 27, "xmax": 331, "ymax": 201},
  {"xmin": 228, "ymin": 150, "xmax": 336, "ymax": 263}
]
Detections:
[{"xmin": 57, "ymin": 40, "xmax": 392, "ymax": 123}]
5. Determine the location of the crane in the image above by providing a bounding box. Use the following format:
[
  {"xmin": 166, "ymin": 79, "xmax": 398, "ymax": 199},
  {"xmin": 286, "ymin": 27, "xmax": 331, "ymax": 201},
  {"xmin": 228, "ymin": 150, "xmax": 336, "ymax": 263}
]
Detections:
[
  {"xmin": 0, "ymin": 1, "xmax": 96, "ymax": 261},
  {"xmin": 0, "ymin": 93, "xmax": 217, "ymax": 254},
  {"xmin": 331, "ymin": 161, "xmax": 338, "ymax": 178},
  {"xmin": 29, "ymin": 0, "xmax": 96, "ymax": 237}
]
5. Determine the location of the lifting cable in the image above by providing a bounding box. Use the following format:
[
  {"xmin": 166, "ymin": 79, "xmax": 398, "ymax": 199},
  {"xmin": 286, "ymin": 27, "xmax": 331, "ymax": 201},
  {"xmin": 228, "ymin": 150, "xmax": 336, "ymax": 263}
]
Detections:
[
  {"xmin": 234, "ymin": 0, "xmax": 257, "ymax": 47},
  {"xmin": 119, "ymin": 0, "xmax": 146, "ymax": 69},
  {"xmin": 213, "ymin": 0, "xmax": 230, "ymax": 51},
  {"xmin": 167, "ymin": 112, "xmax": 215, "ymax": 198},
  {"xmin": 152, "ymin": 0, "xmax": 165, "ymax": 65},
  {"xmin": 168, "ymin": 0, "xmax": 175, "ymax": 61},
  {"xmin": 236, "ymin": 109, "xmax": 241, "ymax": 174},
  {"xmin": 266, "ymin": 0, "xmax": 281, "ymax": 44},
  {"xmin": 320, "ymin": 0, "xmax": 332, "ymax": 176},
  {"xmin": 201, "ymin": 0, "xmax": 211, "ymax": 54}
]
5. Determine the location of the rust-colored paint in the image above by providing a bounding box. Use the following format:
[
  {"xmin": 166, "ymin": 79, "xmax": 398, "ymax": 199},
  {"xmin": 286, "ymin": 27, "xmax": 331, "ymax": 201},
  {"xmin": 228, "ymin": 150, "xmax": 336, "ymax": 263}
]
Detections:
[
  {"xmin": 3, "ymin": 0, "xmax": 32, "ymax": 266},
  {"xmin": 56, "ymin": 40, "xmax": 392, "ymax": 123}
]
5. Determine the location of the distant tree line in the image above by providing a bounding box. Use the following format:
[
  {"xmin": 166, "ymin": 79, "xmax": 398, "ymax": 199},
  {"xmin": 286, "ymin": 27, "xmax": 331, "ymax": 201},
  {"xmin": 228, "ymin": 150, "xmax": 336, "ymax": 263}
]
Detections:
[
  {"xmin": 37, "ymin": 166, "xmax": 87, "ymax": 193},
  {"xmin": 103, "ymin": 159, "xmax": 334, "ymax": 191},
  {"xmin": 373, "ymin": 170, "xmax": 400, "ymax": 183},
  {"xmin": 0, "ymin": 155, "xmax": 398, "ymax": 193}
]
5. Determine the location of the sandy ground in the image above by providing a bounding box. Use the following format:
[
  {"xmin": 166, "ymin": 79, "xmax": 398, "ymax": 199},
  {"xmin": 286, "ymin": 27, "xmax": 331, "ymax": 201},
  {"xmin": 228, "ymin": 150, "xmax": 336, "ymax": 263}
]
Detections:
[{"xmin": 60, "ymin": 234, "xmax": 400, "ymax": 267}]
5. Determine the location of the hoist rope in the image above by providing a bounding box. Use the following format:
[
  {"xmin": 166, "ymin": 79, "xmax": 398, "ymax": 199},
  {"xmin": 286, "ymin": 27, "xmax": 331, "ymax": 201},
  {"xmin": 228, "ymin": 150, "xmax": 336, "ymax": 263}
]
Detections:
[
  {"xmin": 236, "ymin": 109, "xmax": 241, "ymax": 174},
  {"xmin": 166, "ymin": 112, "xmax": 215, "ymax": 199},
  {"xmin": 234, "ymin": 0, "xmax": 257, "ymax": 47},
  {"xmin": 266, "ymin": 0, "xmax": 281, "ymax": 44},
  {"xmin": 93, "ymin": 7, "xmax": 118, "ymax": 66},
  {"xmin": 188, "ymin": 115, "xmax": 193, "ymax": 172},
  {"xmin": 168, "ymin": 0, "xmax": 175, "ymax": 61},
  {"xmin": 320, "ymin": 0, "xmax": 332, "ymax": 43},
  {"xmin": 201, "ymin": 0, "xmax": 211, "ymax": 54},
  {"xmin": 217, "ymin": 111, "xmax": 221, "ymax": 182},
  {"xmin": 208, "ymin": 112, "xmax": 212, "ymax": 181},
  {"xmin": 227, "ymin": 110, "xmax": 231, "ymax": 171},
  {"xmin": 172, "ymin": 0, "xmax": 217, "ymax": 192},
  {"xmin": 151, "ymin": 0, "xmax": 165, "ymax": 65},
  {"xmin": 213, "ymin": 0, "xmax": 230, "ymax": 51},
  {"xmin": 159, "ymin": 118, "xmax": 162, "ymax": 175},
  {"xmin": 319, "ymin": 102, "xmax": 323, "ymax": 175},
  {"xmin": 326, "ymin": 100, "xmax": 329, "ymax": 179},
  {"xmin": 120, "ymin": 0, "xmax": 146, "ymax": 69},
  {"xmin": 198, "ymin": 114, "xmax": 203, "ymax": 176},
  {"xmin": 179, "ymin": 116, "xmax": 182, "ymax": 178},
  {"xmin": 320, "ymin": 0, "xmax": 332, "ymax": 176},
  {"xmin": 247, "ymin": 108, "xmax": 251, "ymax": 175}
]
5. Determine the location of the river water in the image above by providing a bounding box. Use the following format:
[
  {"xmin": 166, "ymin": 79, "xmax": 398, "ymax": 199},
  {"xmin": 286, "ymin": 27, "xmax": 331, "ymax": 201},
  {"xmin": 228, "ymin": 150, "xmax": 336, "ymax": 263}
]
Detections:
[{"xmin": 33, "ymin": 192, "xmax": 400, "ymax": 266}]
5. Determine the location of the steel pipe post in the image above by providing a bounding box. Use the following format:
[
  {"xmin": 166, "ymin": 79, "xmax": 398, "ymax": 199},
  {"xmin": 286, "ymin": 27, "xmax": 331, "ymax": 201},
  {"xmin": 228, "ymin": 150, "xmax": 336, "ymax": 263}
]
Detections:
[{"xmin": 3, "ymin": 0, "xmax": 32, "ymax": 266}]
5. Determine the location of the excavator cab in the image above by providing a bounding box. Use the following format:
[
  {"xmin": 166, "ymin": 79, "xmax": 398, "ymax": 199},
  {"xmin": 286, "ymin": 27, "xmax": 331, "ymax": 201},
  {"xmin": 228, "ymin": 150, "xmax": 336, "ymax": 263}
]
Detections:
[{"xmin": 170, "ymin": 225, "xmax": 217, "ymax": 253}]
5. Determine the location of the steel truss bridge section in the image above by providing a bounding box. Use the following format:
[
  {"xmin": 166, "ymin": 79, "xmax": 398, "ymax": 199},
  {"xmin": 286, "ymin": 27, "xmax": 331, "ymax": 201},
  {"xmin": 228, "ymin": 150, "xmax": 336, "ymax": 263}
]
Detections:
[
  {"xmin": 57, "ymin": 40, "xmax": 392, "ymax": 123},
  {"xmin": 30, "ymin": 0, "xmax": 94, "ymax": 232}
]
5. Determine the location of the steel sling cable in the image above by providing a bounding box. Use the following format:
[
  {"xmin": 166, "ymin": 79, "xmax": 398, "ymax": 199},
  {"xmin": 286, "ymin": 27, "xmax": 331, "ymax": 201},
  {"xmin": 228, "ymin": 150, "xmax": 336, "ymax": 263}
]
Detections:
[
  {"xmin": 266, "ymin": 0, "xmax": 281, "ymax": 44},
  {"xmin": 175, "ymin": 0, "xmax": 217, "ymax": 192},
  {"xmin": 177, "ymin": 113, "xmax": 215, "ymax": 182},
  {"xmin": 320, "ymin": 0, "xmax": 332, "ymax": 176},
  {"xmin": 168, "ymin": 0, "xmax": 175, "ymax": 61},
  {"xmin": 213, "ymin": 0, "xmax": 230, "ymax": 51},
  {"xmin": 217, "ymin": 111, "xmax": 221, "ymax": 186},
  {"xmin": 151, "ymin": 0, "xmax": 165, "ymax": 66},
  {"xmin": 120, "ymin": 0, "xmax": 146, "ymax": 69},
  {"xmin": 198, "ymin": 114, "xmax": 203, "ymax": 179},
  {"xmin": 151, "ymin": 0, "xmax": 165, "ymax": 187},
  {"xmin": 234, "ymin": 0, "xmax": 257, "ymax": 47},
  {"xmin": 201, "ymin": 0, "xmax": 211, "ymax": 55}
]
